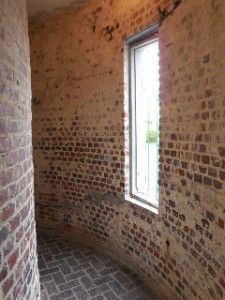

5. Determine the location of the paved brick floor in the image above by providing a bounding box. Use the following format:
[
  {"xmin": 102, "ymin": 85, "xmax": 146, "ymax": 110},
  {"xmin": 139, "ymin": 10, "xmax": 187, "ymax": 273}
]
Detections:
[{"xmin": 38, "ymin": 233, "xmax": 163, "ymax": 300}]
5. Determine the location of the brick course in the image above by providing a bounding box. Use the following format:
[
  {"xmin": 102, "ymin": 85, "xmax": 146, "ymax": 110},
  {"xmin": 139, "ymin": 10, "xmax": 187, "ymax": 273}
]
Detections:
[
  {"xmin": 0, "ymin": 0, "xmax": 40, "ymax": 299},
  {"xmin": 30, "ymin": 0, "xmax": 225, "ymax": 299}
]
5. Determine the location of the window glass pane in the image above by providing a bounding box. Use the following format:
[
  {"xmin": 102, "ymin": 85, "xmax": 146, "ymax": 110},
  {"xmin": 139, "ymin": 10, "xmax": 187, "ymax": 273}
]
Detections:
[{"xmin": 133, "ymin": 39, "xmax": 159, "ymax": 203}]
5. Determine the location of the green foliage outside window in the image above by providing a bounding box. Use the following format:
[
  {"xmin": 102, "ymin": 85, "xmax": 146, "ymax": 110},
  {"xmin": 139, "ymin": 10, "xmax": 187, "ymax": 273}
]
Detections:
[
  {"xmin": 146, "ymin": 121, "xmax": 157, "ymax": 143},
  {"xmin": 146, "ymin": 130, "xmax": 157, "ymax": 143}
]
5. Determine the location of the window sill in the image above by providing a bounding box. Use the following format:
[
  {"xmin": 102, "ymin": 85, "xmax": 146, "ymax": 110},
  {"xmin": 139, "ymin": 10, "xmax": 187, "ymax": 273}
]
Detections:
[{"xmin": 124, "ymin": 195, "xmax": 159, "ymax": 214}]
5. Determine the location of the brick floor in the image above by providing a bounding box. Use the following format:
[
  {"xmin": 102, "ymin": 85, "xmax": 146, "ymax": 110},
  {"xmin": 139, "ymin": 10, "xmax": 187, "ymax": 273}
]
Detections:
[{"xmin": 37, "ymin": 233, "xmax": 164, "ymax": 300}]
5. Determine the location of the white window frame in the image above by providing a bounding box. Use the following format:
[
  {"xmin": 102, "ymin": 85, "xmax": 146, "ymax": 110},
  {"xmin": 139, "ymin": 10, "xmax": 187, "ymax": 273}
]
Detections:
[{"xmin": 126, "ymin": 23, "xmax": 159, "ymax": 209}]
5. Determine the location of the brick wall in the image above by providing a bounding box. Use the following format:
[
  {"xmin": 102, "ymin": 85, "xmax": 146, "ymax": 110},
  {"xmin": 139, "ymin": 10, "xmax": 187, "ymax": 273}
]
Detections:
[
  {"xmin": 29, "ymin": 0, "xmax": 225, "ymax": 299},
  {"xmin": 0, "ymin": 0, "xmax": 40, "ymax": 299},
  {"xmin": 158, "ymin": 0, "xmax": 225, "ymax": 299}
]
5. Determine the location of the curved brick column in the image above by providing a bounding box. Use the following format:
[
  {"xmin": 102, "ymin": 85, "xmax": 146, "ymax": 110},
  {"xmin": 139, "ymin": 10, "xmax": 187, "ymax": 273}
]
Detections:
[{"xmin": 0, "ymin": 1, "xmax": 40, "ymax": 299}]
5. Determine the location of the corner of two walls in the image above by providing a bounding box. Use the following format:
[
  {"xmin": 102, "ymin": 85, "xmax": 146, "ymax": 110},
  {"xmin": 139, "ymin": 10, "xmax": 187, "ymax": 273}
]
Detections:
[{"xmin": 30, "ymin": 0, "xmax": 225, "ymax": 300}]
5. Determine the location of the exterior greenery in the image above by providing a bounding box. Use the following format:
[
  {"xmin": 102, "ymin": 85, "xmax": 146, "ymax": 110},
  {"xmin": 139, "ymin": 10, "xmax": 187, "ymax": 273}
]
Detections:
[
  {"xmin": 146, "ymin": 130, "xmax": 157, "ymax": 143},
  {"xmin": 146, "ymin": 121, "xmax": 157, "ymax": 143}
]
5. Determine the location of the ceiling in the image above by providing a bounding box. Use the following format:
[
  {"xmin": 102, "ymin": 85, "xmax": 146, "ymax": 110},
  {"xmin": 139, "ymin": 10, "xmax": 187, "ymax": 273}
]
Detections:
[{"xmin": 27, "ymin": 0, "xmax": 90, "ymax": 21}]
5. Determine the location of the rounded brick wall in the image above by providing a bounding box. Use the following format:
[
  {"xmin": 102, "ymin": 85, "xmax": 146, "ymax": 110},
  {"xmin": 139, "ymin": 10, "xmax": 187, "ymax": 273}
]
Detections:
[
  {"xmin": 30, "ymin": 0, "xmax": 225, "ymax": 299},
  {"xmin": 0, "ymin": 1, "xmax": 40, "ymax": 299}
]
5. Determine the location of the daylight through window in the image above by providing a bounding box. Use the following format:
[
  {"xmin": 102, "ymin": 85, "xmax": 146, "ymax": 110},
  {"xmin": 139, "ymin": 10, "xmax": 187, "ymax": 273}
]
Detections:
[{"xmin": 129, "ymin": 33, "xmax": 159, "ymax": 207}]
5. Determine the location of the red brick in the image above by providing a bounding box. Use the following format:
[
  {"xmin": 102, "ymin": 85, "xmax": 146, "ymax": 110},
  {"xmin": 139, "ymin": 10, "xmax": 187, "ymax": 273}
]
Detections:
[
  {"xmin": 16, "ymin": 226, "xmax": 24, "ymax": 243},
  {"xmin": 8, "ymin": 249, "xmax": 19, "ymax": 269},
  {"xmin": 175, "ymin": 270, "xmax": 181, "ymax": 279},
  {"xmin": 203, "ymin": 176, "xmax": 212, "ymax": 186},
  {"xmin": 0, "ymin": 189, "xmax": 8, "ymax": 206},
  {"xmin": 10, "ymin": 214, "xmax": 20, "ymax": 232},
  {"xmin": 218, "ymin": 218, "xmax": 224, "ymax": 229},
  {"xmin": 219, "ymin": 170, "xmax": 225, "ymax": 180},
  {"xmin": 0, "ymin": 267, "xmax": 8, "ymax": 283},
  {"xmin": 2, "ymin": 203, "xmax": 15, "ymax": 222},
  {"xmin": 219, "ymin": 277, "xmax": 225, "ymax": 289},
  {"xmin": 3, "ymin": 274, "xmax": 14, "ymax": 296},
  {"xmin": 3, "ymin": 239, "xmax": 14, "ymax": 257},
  {"xmin": 202, "ymin": 155, "xmax": 210, "ymax": 165},
  {"xmin": 213, "ymin": 179, "xmax": 222, "ymax": 190},
  {"xmin": 218, "ymin": 147, "xmax": 225, "ymax": 157},
  {"xmin": 208, "ymin": 264, "xmax": 216, "ymax": 277},
  {"xmin": 208, "ymin": 167, "xmax": 217, "ymax": 178}
]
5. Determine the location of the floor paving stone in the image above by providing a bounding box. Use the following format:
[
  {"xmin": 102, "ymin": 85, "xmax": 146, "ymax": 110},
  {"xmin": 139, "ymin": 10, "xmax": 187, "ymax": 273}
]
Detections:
[{"xmin": 38, "ymin": 233, "xmax": 164, "ymax": 299}]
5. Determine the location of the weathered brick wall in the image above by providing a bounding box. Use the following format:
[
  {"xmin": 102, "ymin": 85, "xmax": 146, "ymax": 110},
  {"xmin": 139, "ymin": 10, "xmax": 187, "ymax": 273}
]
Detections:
[
  {"xmin": 30, "ymin": 0, "xmax": 225, "ymax": 299},
  {"xmin": 0, "ymin": 0, "xmax": 40, "ymax": 299},
  {"xmin": 158, "ymin": 0, "xmax": 225, "ymax": 299}
]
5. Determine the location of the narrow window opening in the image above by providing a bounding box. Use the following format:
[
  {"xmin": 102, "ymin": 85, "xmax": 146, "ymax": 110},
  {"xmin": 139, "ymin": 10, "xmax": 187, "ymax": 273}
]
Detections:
[{"xmin": 127, "ymin": 27, "xmax": 159, "ymax": 208}]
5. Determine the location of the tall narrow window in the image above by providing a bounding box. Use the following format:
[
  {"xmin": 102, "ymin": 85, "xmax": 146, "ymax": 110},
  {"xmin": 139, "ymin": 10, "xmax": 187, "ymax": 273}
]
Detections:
[{"xmin": 128, "ymin": 27, "xmax": 159, "ymax": 207}]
